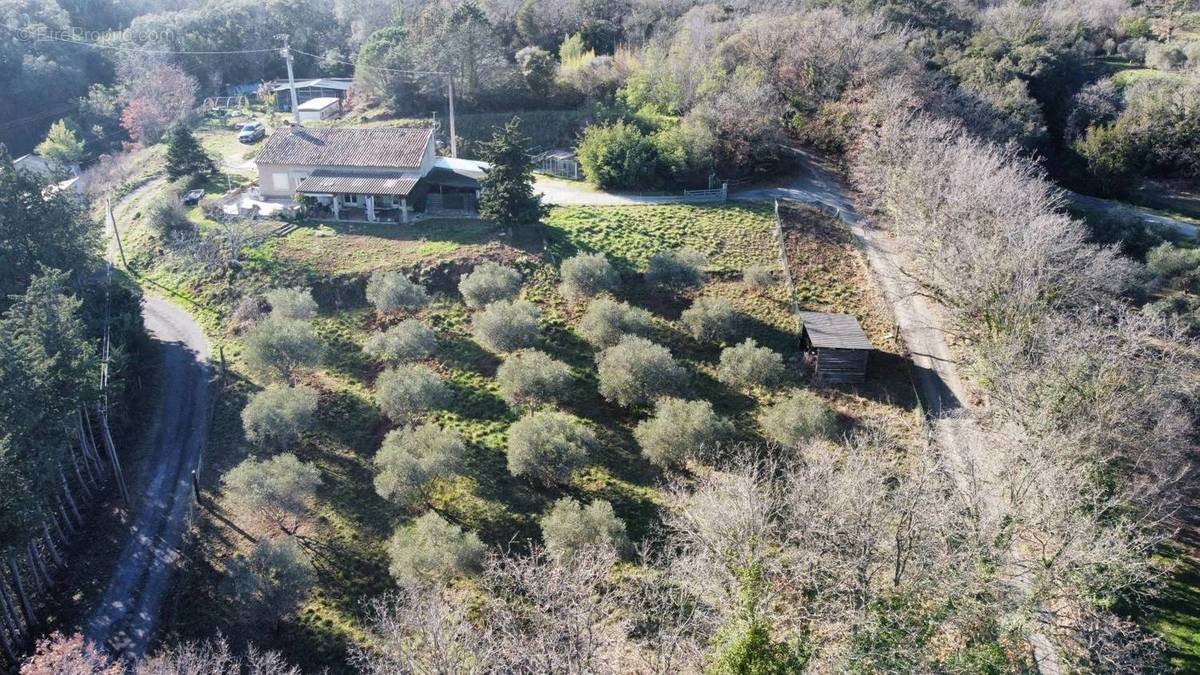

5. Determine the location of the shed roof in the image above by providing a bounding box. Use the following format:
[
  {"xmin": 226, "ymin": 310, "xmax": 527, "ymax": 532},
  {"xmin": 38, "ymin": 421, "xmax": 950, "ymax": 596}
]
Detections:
[
  {"xmin": 798, "ymin": 311, "xmax": 872, "ymax": 350},
  {"xmin": 273, "ymin": 78, "xmax": 352, "ymax": 92},
  {"xmin": 256, "ymin": 126, "xmax": 433, "ymax": 168},
  {"xmin": 297, "ymin": 97, "xmax": 340, "ymax": 111},
  {"xmin": 296, "ymin": 169, "xmax": 420, "ymax": 196}
]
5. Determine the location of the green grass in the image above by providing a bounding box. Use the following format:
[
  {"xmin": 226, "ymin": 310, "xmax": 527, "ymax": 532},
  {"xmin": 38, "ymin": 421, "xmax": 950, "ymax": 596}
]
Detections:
[
  {"xmin": 1146, "ymin": 545, "xmax": 1200, "ymax": 671},
  {"xmin": 1110, "ymin": 67, "xmax": 1187, "ymax": 89}
]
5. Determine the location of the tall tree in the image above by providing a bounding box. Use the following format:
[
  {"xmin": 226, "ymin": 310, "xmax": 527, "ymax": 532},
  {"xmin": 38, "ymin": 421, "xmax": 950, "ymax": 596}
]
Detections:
[
  {"xmin": 165, "ymin": 125, "xmax": 216, "ymax": 181},
  {"xmin": 478, "ymin": 118, "xmax": 547, "ymax": 228},
  {"xmin": 34, "ymin": 120, "xmax": 85, "ymax": 174}
]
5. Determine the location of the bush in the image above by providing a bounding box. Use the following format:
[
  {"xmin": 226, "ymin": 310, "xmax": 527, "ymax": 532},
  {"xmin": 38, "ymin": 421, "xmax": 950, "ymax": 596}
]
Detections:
[
  {"xmin": 718, "ymin": 339, "xmax": 785, "ymax": 390},
  {"xmin": 387, "ymin": 512, "xmax": 485, "ymax": 586},
  {"xmin": 680, "ymin": 296, "xmax": 739, "ymax": 344},
  {"xmin": 374, "ymin": 424, "xmax": 466, "ymax": 509},
  {"xmin": 743, "ymin": 264, "xmax": 776, "ymax": 291},
  {"xmin": 1146, "ymin": 243, "xmax": 1200, "ymax": 286},
  {"xmin": 375, "ymin": 364, "xmax": 449, "ymax": 422},
  {"xmin": 577, "ymin": 298, "xmax": 654, "ymax": 348},
  {"xmin": 647, "ymin": 248, "xmax": 707, "ymax": 290},
  {"xmin": 560, "ymin": 252, "xmax": 619, "ymax": 302},
  {"xmin": 496, "ymin": 349, "xmax": 573, "ymax": 408},
  {"xmin": 596, "ymin": 336, "xmax": 688, "ymax": 408},
  {"xmin": 366, "ymin": 270, "xmax": 431, "ymax": 313},
  {"xmin": 576, "ymin": 120, "xmax": 660, "ymax": 190},
  {"xmin": 540, "ymin": 497, "xmax": 628, "ymax": 560},
  {"xmin": 471, "ymin": 299, "xmax": 542, "ymax": 353},
  {"xmin": 759, "ymin": 391, "xmax": 838, "ymax": 448},
  {"xmin": 242, "ymin": 317, "xmax": 323, "ymax": 382},
  {"xmin": 459, "ymin": 262, "xmax": 522, "ymax": 309},
  {"xmin": 506, "ymin": 410, "xmax": 594, "ymax": 484},
  {"xmin": 222, "ymin": 453, "xmax": 322, "ymax": 538},
  {"xmin": 147, "ymin": 194, "xmax": 193, "ymax": 237},
  {"xmin": 364, "ymin": 319, "xmax": 437, "ymax": 363},
  {"xmin": 634, "ymin": 398, "xmax": 733, "ymax": 468},
  {"xmin": 221, "ymin": 536, "xmax": 312, "ymax": 629},
  {"xmin": 264, "ymin": 287, "xmax": 318, "ymax": 320},
  {"xmin": 241, "ymin": 384, "xmax": 319, "ymax": 450}
]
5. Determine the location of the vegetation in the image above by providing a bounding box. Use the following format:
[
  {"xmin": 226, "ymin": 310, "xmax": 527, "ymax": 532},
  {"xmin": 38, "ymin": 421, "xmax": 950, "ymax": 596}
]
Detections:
[
  {"xmin": 220, "ymin": 537, "xmax": 313, "ymax": 629},
  {"xmin": 242, "ymin": 317, "xmax": 324, "ymax": 383},
  {"xmin": 634, "ymin": 398, "xmax": 734, "ymax": 469},
  {"xmin": 387, "ymin": 512, "xmax": 485, "ymax": 586},
  {"xmin": 221, "ymin": 453, "xmax": 322, "ymax": 539},
  {"xmin": 366, "ymin": 270, "xmax": 431, "ymax": 314},
  {"xmin": 241, "ymin": 384, "xmax": 319, "ymax": 451},
  {"xmin": 471, "ymin": 299, "xmax": 542, "ymax": 353},
  {"xmin": 505, "ymin": 410, "xmax": 595, "ymax": 485},
  {"xmin": 363, "ymin": 320, "xmax": 437, "ymax": 364},
  {"xmin": 577, "ymin": 298, "xmax": 654, "ymax": 348},
  {"xmin": 539, "ymin": 498, "xmax": 628, "ymax": 560},
  {"xmin": 718, "ymin": 339, "xmax": 785, "ymax": 390},
  {"xmin": 680, "ymin": 296, "xmax": 740, "ymax": 344},
  {"xmin": 759, "ymin": 391, "xmax": 839, "ymax": 448},
  {"xmin": 647, "ymin": 248, "xmax": 707, "ymax": 291},
  {"xmin": 164, "ymin": 125, "xmax": 215, "ymax": 181},
  {"xmin": 495, "ymin": 349, "xmax": 573, "ymax": 409},
  {"xmin": 264, "ymin": 287, "xmax": 318, "ymax": 321},
  {"xmin": 373, "ymin": 424, "xmax": 466, "ymax": 511},
  {"xmin": 478, "ymin": 118, "xmax": 548, "ymax": 228},
  {"xmin": 459, "ymin": 262, "xmax": 522, "ymax": 309},
  {"xmin": 559, "ymin": 252, "xmax": 620, "ymax": 302},
  {"xmin": 375, "ymin": 364, "xmax": 449, "ymax": 423},
  {"xmin": 596, "ymin": 336, "xmax": 688, "ymax": 408}
]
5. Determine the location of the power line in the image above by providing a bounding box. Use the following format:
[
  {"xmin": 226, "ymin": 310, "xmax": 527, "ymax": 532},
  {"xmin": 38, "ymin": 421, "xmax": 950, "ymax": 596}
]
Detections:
[
  {"xmin": 1, "ymin": 24, "xmax": 276, "ymax": 55},
  {"xmin": 291, "ymin": 48, "xmax": 446, "ymax": 76}
]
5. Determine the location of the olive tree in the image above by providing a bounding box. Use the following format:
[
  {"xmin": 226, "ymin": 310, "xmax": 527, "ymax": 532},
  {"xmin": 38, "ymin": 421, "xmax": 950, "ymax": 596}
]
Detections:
[
  {"xmin": 647, "ymin": 248, "xmax": 707, "ymax": 290},
  {"xmin": 506, "ymin": 410, "xmax": 595, "ymax": 484},
  {"xmin": 718, "ymin": 339, "xmax": 785, "ymax": 389},
  {"xmin": 496, "ymin": 349, "xmax": 573, "ymax": 408},
  {"xmin": 596, "ymin": 336, "xmax": 688, "ymax": 408},
  {"xmin": 471, "ymin": 299, "xmax": 541, "ymax": 353},
  {"xmin": 387, "ymin": 512, "xmax": 486, "ymax": 586},
  {"xmin": 560, "ymin": 252, "xmax": 619, "ymax": 302},
  {"xmin": 540, "ymin": 498, "xmax": 628, "ymax": 560},
  {"xmin": 374, "ymin": 424, "xmax": 466, "ymax": 510},
  {"xmin": 220, "ymin": 536, "xmax": 313, "ymax": 629},
  {"xmin": 364, "ymin": 319, "xmax": 437, "ymax": 364},
  {"xmin": 634, "ymin": 398, "xmax": 734, "ymax": 468},
  {"xmin": 375, "ymin": 364, "xmax": 449, "ymax": 423},
  {"xmin": 680, "ymin": 296, "xmax": 739, "ymax": 344},
  {"xmin": 367, "ymin": 270, "xmax": 430, "ymax": 313},
  {"xmin": 242, "ymin": 317, "xmax": 323, "ymax": 382},
  {"xmin": 264, "ymin": 287, "xmax": 318, "ymax": 320},
  {"xmin": 459, "ymin": 262, "xmax": 522, "ymax": 309},
  {"xmin": 759, "ymin": 390, "xmax": 838, "ymax": 447},
  {"xmin": 241, "ymin": 384, "xmax": 319, "ymax": 450},
  {"xmin": 577, "ymin": 297, "xmax": 654, "ymax": 348},
  {"xmin": 222, "ymin": 453, "xmax": 322, "ymax": 538}
]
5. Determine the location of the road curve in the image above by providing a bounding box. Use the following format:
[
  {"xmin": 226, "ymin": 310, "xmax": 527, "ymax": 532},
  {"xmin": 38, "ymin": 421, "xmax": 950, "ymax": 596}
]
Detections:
[{"xmin": 85, "ymin": 295, "xmax": 210, "ymax": 658}]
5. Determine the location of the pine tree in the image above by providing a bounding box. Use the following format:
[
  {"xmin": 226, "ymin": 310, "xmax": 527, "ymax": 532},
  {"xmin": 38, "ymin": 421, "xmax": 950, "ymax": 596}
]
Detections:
[
  {"xmin": 165, "ymin": 125, "xmax": 216, "ymax": 180},
  {"xmin": 477, "ymin": 118, "xmax": 547, "ymax": 228}
]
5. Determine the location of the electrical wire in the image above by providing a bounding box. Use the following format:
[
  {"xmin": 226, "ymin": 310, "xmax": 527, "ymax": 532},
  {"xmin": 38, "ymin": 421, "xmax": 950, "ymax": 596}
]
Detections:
[
  {"xmin": 1, "ymin": 23, "xmax": 277, "ymax": 55},
  {"xmin": 291, "ymin": 48, "xmax": 446, "ymax": 77}
]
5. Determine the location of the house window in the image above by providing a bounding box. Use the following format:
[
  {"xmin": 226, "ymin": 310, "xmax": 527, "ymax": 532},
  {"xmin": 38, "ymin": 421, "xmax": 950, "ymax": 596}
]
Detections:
[
  {"xmin": 272, "ymin": 173, "xmax": 290, "ymax": 191},
  {"xmin": 343, "ymin": 193, "xmax": 361, "ymax": 205}
]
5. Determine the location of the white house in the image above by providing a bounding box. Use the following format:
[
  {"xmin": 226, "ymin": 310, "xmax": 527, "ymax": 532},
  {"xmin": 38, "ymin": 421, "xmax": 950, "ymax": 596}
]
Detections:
[{"xmin": 255, "ymin": 126, "xmax": 487, "ymax": 223}]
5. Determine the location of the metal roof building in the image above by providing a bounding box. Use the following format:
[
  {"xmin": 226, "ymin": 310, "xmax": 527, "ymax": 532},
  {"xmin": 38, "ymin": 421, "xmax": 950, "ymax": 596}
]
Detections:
[{"xmin": 798, "ymin": 311, "xmax": 871, "ymax": 384}]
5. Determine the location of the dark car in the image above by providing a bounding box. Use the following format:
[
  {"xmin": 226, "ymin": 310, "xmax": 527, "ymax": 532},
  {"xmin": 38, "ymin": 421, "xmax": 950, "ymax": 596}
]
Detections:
[
  {"xmin": 182, "ymin": 189, "xmax": 204, "ymax": 206},
  {"xmin": 238, "ymin": 121, "xmax": 265, "ymax": 143}
]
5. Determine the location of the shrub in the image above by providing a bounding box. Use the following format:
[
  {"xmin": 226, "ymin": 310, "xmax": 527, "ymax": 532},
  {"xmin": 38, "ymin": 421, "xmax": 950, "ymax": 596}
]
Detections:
[
  {"xmin": 364, "ymin": 319, "xmax": 437, "ymax": 363},
  {"xmin": 577, "ymin": 298, "xmax": 654, "ymax": 348},
  {"xmin": 718, "ymin": 339, "xmax": 785, "ymax": 390},
  {"xmin": 634, "ymin": 398, "xmax": 733, "ymax": 468},
  {"xmin": 230, "ymin": 295, "xmax": 266, "ymax": 332},
  {"xmin": 596, "ymin": 336, "xmax": 688, "ymax": 408},
  {"xmin": 576, "ymin": 120, "xmax": 659, "ymax": 189},
  {"xmin": 374, "ymin": 424, "xmax": 466, "ymax": 509},
  {"xmin": 264, "ymin": 287, "xmax": 318, "ymax": 320},
  {"xmin": 1146, "ymin": 243, "xmax": 1200, "ymax": 286},
  {"xmin": 560, "ymin": 252, "xmax": 619, "ymax": 302},
  {"xmin": 496, "ymin": 349, "xmax": 573, "ymax": 408},
  {"xmin": 387, "ymin": 512, "xmax": 485, "ymax": 586},
  {"xmin": 366, "ymin": 270, "xmax": 431, "ymax": 313},
  {"xmin": 759, "ymin": 391, "xmax": 838, "ymax": 448},
  {"xmin": 506, "ymin": 410, "xmax": 594, "ymax": 484},
  {"xmin": 459, "ymin": 262, "xmax": 522, "ymax": 309},
  {"xmin": 241, "ymin": 384, "xmax": 319, "ymax": 450},
  {"xmin": 147, "ymin": 194, "xmax": 192, "ymax": 236},
  {"xmin": 540, "ymin": 498, "xmax": 628, "ymax": 560},
  {"xmin": 242, "ymin": 317, "xmax": 323, "ymax": 382},
  {"xmin": 221, "ymin": 536, "xmax": 312, "ymax": 629},
  {"xmin": 222, "ymin": 453, "xmax": 322, "ymax": 538},
  {"xmin": 471, "ymin": 299, "xmax": 542, "ymax": 353},
  {"xmin": 680, "ymin": 296, "xmax": 739, "ymax": 344},
  {"xmin": 375, "ymin": 364, "xmax": 449, "ymax": 422},
  {"xmin": 743, "ymin": 264, "xmax": 776, "ymax": 291},
  {"xmin": 647, "ymin": 248, "xmax": 707, "ymax": 290}
]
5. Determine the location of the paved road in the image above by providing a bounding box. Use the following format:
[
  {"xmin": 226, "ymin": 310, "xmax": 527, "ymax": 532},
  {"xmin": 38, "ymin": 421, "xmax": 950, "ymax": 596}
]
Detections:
[
  {"xmin": 535, "ymin": 175, "xmax": 692, "ymax": 206},
  {"xmin": 89, "ymin": 211, "xmax": 211, "ymax": 658},
  {"xmin": 1067, "ymin": 190, "xmax": 1197, "ymax": 239}
]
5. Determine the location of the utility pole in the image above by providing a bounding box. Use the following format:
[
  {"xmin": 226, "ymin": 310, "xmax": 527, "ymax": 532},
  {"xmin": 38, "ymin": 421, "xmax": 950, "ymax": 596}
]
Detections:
[
  {"xmin": 447, "ymin": 76, "xmax": 457, "ymax": 158},
  {"xmin": 277, "ymin": 34, "xmax": 300, "ymax": 125}
]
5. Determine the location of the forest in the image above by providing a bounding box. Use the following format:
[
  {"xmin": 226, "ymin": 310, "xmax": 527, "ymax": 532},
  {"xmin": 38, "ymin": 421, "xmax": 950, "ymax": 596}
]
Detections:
[{"xmin": 2, "ymin": 0, "xmax": 1200, "ymax": 672}]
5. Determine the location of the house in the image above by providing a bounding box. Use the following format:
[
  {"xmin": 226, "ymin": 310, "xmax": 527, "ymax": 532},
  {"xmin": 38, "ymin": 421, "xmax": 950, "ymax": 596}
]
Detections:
[
  {"xmin": 272, "ymin": 78, "xmax": 353, "ymax": 112},
  {"xmin": 296, "ymin": 97, "xmax": 341, "ymax": 122},
  {"xmin": 254, "ymin": 126, "xmax": 487, "ymax": 223},
  {"xmin": 14, "ymin": 154, "xmax": 54, "ymax": 178},
  {"xmin": 798, "ymin": 311, "xmax": 871, "ymax": 384}
]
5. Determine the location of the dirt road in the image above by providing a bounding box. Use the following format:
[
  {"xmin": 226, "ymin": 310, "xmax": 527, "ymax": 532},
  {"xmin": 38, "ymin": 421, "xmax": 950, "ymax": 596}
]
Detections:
[{"xmin": 84, "ymin": 294, "xmax": 210, "ymax": 657}]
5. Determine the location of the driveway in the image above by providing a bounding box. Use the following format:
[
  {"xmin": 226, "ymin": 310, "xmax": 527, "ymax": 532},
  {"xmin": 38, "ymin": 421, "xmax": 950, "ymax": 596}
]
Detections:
[{"xmin": 1066, "ymin": 190, "xmax": 1197, "ymax": 239}]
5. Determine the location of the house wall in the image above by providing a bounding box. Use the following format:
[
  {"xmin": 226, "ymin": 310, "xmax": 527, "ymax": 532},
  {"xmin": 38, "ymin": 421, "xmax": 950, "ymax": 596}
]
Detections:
[{"xmin": 256, "ymin": 141, "xmax": 435, "ymax": 199}]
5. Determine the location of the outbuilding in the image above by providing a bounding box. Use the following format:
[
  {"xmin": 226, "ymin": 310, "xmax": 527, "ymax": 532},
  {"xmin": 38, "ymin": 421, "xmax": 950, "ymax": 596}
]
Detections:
[
  {"xmin": 798, "ymin": 311, "xmax": 871, "ymax": 384},
  {"xmin": 296, "ymin": 97, "xmax": 341, "ymax": 122}
]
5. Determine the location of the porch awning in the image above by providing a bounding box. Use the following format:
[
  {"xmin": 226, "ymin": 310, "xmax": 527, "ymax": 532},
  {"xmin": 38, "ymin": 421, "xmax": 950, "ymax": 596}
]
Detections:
[
  {"xmin": 296, "ymin": 169, "xmax": 420, "ymax": 196},
  {"xmin": 423, "ymin": 166, "xmax": 481, "ymax": 190}
]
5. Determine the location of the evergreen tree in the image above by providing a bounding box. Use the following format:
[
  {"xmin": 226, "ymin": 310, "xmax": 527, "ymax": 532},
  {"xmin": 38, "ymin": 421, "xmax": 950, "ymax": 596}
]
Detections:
[
  {"xmin": 478, "ymin": 118, "xmax": 547, "ymax": 228},
  {"xmin": 35, "ymin": 119, "xmax": 86, "ymax": 172},
  {"xmin": 165, "ymin": 125, "xmax": 216, "ymax": 180}
]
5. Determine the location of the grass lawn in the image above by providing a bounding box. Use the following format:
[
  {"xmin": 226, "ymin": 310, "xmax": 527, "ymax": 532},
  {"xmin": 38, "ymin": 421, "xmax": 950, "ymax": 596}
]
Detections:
[
  {"xmin": 1146, "ymin": 541, "xmax": 1200, "ymax": 672},
  {"xmin": 112, "ymin": 200, "xmax": 920, "ymax": 669}
]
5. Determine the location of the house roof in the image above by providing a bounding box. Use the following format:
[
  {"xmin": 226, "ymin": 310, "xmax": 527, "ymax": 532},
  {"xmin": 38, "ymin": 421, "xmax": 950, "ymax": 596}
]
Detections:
[
  {"xmin": 798, "ymin": 312, "xmax": 872, "ymax": 350},
  {"xmin": 433, "ymin": 155, "xmax": 489, "ymax": 179},
  {"xmin": 272, "ymin": 78, "xmax": 352, "ymax": 92},
  {"xmin": 296, "ymin": 169, "xmax": 421, "ymax": 196},
  {"xmin": 256, "ymin": 127, "xmax": 434, "ymax": 169},
  {"xmin": 297, "ymin": 97, "xmax": 340, "ymax": 111}
]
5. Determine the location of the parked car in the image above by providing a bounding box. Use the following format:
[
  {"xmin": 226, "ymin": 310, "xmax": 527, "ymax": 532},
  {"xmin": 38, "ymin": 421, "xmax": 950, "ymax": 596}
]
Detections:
[
  {"xmin": 182, "ymin": 189, "xmax": 204, "ymax": 206},
  {"xmin": 238, "ymin": 121, "xmax": 265, "ymax": 143}
]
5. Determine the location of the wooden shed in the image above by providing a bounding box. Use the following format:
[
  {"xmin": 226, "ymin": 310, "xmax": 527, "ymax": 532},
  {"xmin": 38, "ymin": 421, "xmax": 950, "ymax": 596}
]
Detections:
[{"xmin": 798, "ymin": 311, "xmax": 871, "ymax": 384}]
